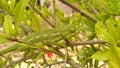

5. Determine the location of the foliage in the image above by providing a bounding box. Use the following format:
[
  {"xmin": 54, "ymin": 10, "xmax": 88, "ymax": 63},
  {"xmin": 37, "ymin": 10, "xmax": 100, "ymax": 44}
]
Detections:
[{"xmin": 0, "ymin": 0, "xmax": 120, "ymax": 68}]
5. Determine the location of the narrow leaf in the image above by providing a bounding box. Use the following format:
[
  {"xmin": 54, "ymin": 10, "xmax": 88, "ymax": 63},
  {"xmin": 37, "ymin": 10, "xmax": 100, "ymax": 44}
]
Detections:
[
  {"xmin": 95, "ymin": 21, "xmax": 114, "ymax": 43},
  {"xmin": 14, "ymin": 0, "xmax": 30, "ymax": 32},
  {"xmin": 3, "ymin": 15, "xmax": 15, "ymax": 36},
  {"xmin": 91, "ymin": 50, "xmax": 109, "ymax": 61},
  {"xmin": 106, "ymin": 19, "xmax": 117, "ymax": 42}
]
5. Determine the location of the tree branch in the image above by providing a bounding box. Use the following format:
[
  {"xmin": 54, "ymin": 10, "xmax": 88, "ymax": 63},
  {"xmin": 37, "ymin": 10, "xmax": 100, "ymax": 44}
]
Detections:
[
  {"xmin": 50, "ymin": 40, "xmax": 106, "ymax": 68},
  {"xmin": 53, "ymin": 40, "xmax": 106, "ymax": 50},
  {"xmin": 70, "ymin": 40, "xmax": 106, "ymax": 46},
  {"xmin": 52, "ymin": 0, "xmax": 56, "ymax": 26},
  {"xmin": 20, "ymin": 23, "xmax": 33, "ymax": 34},
  {"xmin": 58, "ymin": 0, "xmax": 97, "ymax": 23},
  {"xmin": 29, "ymin": 3, "xmax": 55, "ymax": 28},
  {"xmin": 67, "ymin": 58, "xmax": 81, "ymax": 68}
]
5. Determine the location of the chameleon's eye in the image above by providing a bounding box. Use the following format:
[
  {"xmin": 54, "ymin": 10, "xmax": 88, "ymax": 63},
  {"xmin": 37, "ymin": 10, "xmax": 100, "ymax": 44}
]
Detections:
[{"xmin": 69, "ymin": 26, "xmax": 76, "ymax": 32}]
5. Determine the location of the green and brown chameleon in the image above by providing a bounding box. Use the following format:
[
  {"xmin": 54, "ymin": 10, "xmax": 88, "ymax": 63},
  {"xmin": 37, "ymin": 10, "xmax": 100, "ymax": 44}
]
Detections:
[{"xmin": 0, "ymin": 25, "xmax": 79, "ymax": 55}]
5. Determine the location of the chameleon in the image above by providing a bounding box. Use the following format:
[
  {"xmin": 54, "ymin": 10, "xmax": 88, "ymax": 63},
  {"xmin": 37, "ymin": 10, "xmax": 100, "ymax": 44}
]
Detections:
[{"xmin": 0, "ymin": 25, "xmax": 79, "ymax": 55}]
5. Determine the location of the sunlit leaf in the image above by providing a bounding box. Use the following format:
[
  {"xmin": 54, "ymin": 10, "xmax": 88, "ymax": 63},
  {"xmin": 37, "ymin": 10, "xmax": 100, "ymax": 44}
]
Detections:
[
  {"xmin": 117, "ymin": 21, "xmax": 120, "ymax": 41},
  {"xmin": 0, "ymin": 14, "xmax": 4, "ymax": 25},
  {"xmin": 106, "ymin": 19, "xmax": 117, "ymax": 42},
  {"xmin": 41, "ymin": 6, "xmax": 50, "ymax": 17},
  {"xmin": 9, "ymin": 0, "xmax": 15, "ymax": 14},
  {"xmin": 14, "ymin": 0, "xmax": 30, "ymax": 33},
  {"xmin": 3, "ymin": 15, "xmax": 15, "ymax": 36},
  {"xmin": 91, "ymin": 50, "xmax": 109, "ymax": 61},
  {"xmin": 95, "ymin": 21, "xmax": 114, "ymax": 43},
  {"xmin": 108, "ymin": 45, "xmax": 120, "ymax": 68},
  {"xmin": 0, "ymin": 0, "xmax": 6, "ymax": 9},
  {"xmin": 30, "ymin": 10, "xmax": 41, "ymax": 32}
]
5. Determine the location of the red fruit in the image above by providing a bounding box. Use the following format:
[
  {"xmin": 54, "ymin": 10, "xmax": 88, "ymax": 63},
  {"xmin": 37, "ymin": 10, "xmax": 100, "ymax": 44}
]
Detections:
[{"xmin": 46, "ymin": 51, "xmax": 53, "ymax": 58}]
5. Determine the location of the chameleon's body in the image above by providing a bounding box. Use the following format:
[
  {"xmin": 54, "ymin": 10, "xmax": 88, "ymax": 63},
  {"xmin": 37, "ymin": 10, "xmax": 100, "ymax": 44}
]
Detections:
[{"xmin": 0, "ymin": 25, "xmax": 79, "ymax": 55}]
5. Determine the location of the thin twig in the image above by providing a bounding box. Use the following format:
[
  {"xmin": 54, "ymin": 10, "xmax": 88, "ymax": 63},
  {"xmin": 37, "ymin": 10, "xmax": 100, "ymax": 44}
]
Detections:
[
  {"xmin": 44, "ymin": 61, "xmax": 65, "ymax": 68},
  {"xmin": 43, "ymin": 55, "xmax": 49, "ymax": 65},
  {"xmin": 50, "ymin": 40, "xmax": 106, "ymax": 53},
  {"xmin": 29, "ymin": 3, "xmax": 55, "ymax": 28},
  {"xmin": 63, "ymin": 48, "xmax": 68, "ymax": 68},
  {"xmin": 33, "ymin": 59, "xmax": 40, "ymax": 68},
  {"xmin": 3, "ymin": 57, "xmax": 31, "ymax": 68},
  {"xmin": 0, "ymin": 9, "xmax": 6, "ymax": 14},
  {"xmin": 59, "ymin": 0, "xmax": 97, "ymax": 23},
  {"xmin": 52, "ymin": 0, "xmax": 56, "ymax": 26},
  {"xmin": 47, "ymin": 47, "xmax": 81, "ymax": 68},
  {"xmin": 3, "ymin": 50, "xmax": 41, "ymax": 68},
  {"xmin": 67, "ymin": 58, "xmax": 81, "ymax": 68},
  {"xmin": 53, "ymin": 47, "xmax": 81, "ymax": 68},
  {"xmin": 70, "ymin": 40, "xmax": 106, "ymax": 45},
  {"xmin": 99, "ymin": 63, "xmax": 107, "ymax": 68},
  {"xmin": 20, "ymin": 23, "xmax": 33, "ymax": 34}
]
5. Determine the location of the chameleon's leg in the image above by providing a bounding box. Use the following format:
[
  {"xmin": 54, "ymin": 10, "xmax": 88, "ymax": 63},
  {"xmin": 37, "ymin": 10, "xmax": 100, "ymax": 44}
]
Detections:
[{"xmin": 23, "ymin": 49, "xmax": 35, "ymax": 57}]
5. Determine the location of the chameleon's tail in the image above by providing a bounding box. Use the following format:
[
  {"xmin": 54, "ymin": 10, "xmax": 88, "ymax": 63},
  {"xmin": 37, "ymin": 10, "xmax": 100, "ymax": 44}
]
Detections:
[
  {"xmin": 0, "ymin": 43, "xmax": 37, "ymax": 55},
  {"xmin": 0, "ymin": 45, "xmax": 17, "ymax": 55}
]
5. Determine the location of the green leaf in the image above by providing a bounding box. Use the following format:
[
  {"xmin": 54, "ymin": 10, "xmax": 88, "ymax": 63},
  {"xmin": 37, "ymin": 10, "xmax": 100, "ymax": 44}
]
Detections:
[
  {"xmin": 30, "ymin": 10, "xmax": 41, "ymax": 32},
  {"xmin": 91, "ymin": 50, "xmax": 109, "ymax": 61},
  {"xmin": 0, "ymin": 14, "xmax": 4, "ymax": 25},
  {"xmin": 86, "ymin": 21, "xmax": 95, "ymax": 32},
  {"xmin": 0, "ymin": 57, "xmax": 7, "ymax": 68},
  {"xmin": 3, "ymin": 15, "xmax": 15, "ymax": 36},
  {"xmin": 95, "ymin": 21, "xmax": 114, "ymax": 43},
  {"xmin": 117, "ymin": 21, "xmax": 120, "ymax": 41},
  {"xmin": 0, "ymin": 33, "xmax": 8, "ymax": 44},
  {"xmin": 14, "ymin": 0, "xmax": 30, "ymax": 32},
  {"xmin": 106, "ymin": 19, "xmax": 117, "ymax": 42},
  {"xmin": 0, "ymin": 0, "xmax": 6, "ymax": 9},
  {"xmin": 37, "ymin": 51, "xmax": 44, "ymax": 59},
  {"xmin": 41, "ymin": 6, "xmax": 50, "ymax": 17},
  {"xmin": 9, "ymin": 0, "xmax": 15, "ymax": 14},
  {"xmin": 0, "ymin": 38, "xmax": 8, "ymax": 44},
  {"xmin": 108, "ymin": 45, "xmax": 120, "ymax": 68}
]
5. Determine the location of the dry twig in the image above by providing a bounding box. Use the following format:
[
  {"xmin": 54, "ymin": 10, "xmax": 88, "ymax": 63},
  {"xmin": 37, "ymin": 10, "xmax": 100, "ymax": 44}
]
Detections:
[
  {"xmin": 29, "ymin": 3, "xmax": 55, "ymax": 28},
  {"xmin": 59, "ymin": 0, "xmax": 97, "ymax": 23}
]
